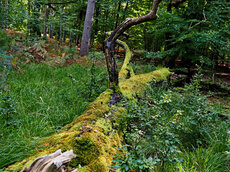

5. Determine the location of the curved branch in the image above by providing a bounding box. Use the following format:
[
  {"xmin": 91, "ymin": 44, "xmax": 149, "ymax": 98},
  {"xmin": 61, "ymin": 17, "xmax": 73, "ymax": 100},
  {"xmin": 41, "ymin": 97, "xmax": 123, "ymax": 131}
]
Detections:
[
  {"xmin": 108, "ymin": 0, "xmax": 162, "ymax": 43},
  {"xmin": 104, "ymin": 0, "xmax": 162, "ymax": 89}
]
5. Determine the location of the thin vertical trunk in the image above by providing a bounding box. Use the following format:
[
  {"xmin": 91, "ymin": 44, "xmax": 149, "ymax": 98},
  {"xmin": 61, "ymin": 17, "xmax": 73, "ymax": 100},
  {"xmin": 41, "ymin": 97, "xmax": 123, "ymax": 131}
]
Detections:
[
  {"xmin": 102, "ymin": 9, "xmax": 109, "ymax": 45},
  {"xmin": 59, "ymin": 25, "xmax": 62, "ymax": 41},
  {"xmin": 32, "ymin": 1, "xmax": 41, "ymax": 36},
  {"xmin": 69, "ymin": 31, "xmax": 72, "ymax": 43},
  {"xmin": 115, "ymin": 1, "xmax": 121, "ymax": 28},
  {"xmin": 122, "ymin": 2, "xmax": 129, "ymax": 21},
  {"xmin": 63, "ymin": 29, "xmax": 66, "ymax": 42},
  {"xmin": 49, "ymin": 25, "xmax": 53, "ymax": 38},
  {"xmin": 5, "ymin": 0, "xmax": 8, "ymax": 29},
  {"xmin": 80, "ymin": 0, "xmax": 96, "ymax": 56},
  {"xmin": 0, "ymin": 1, "xmax": 4, "ymax": 28},
  {"xmin": 94, "ymin": 3, "xmax": 100, "ymax": 37},
  {"xmin": 143, "ymin": 24, "xmax": 147, "ymax": 51},
  {"xmin": 59, "ymin": 12, "xmax": 62, "ymax": 41},
  {"xmin": 27, "ymin": 0, "xmax": 31, "ymax": 35},
  {"xmin": 43, "ymin": 6, "xmax": 48, "ymax": 39},
  {"xmin": 76, "ymin": 9, "xmax": 84, "ymax": 45},
  {"xmin": 49, "ymin": 8, "xmax": 53, "ymax": 39},
  {"xmin": 165, "ymin": 4, "xmax": 175, "ymax": 68}
]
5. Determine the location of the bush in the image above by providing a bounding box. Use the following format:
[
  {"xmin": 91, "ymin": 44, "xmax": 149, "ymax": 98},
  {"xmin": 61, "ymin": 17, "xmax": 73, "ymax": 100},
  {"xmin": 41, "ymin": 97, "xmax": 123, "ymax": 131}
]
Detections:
[
  {"xmin": 0, "ymin": 29, "xmax": 14, "ymax": 70},
  {"xmin": 112, "ymin": 79, "xmax": 230, "ymax": 171}
]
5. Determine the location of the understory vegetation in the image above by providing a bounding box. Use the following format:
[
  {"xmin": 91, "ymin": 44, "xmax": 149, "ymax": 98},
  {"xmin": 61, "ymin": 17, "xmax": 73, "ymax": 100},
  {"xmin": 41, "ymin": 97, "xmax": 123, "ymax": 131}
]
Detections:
[
  {"xmin": 0, "ymin": 63, "xmax": 108, "ymax": 169},
  {"xmin": 0, "ymin": 0, "xmax": 229, "ymax": 171},
  {"xmin": 112, "ymin": 77, "xmax": 230, "ymax": 171}
]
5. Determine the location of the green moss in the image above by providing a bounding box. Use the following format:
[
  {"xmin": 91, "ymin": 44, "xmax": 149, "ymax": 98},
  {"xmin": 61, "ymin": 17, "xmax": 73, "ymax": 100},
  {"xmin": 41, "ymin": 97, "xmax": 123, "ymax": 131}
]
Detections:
[
  {"xmin": 95, "ymin": 118, "xmax": 112, "ymax": 134},
  {"xmin": 119, "ymin": 68, "xmax": 171, "ymax": 100},
  {"xmin": 73, "ymin": 137, "xmax": 100, "ymax": 165},
  {"xmin": 78, "ymin": 166, "xmax": 91, "ymax": 172},
  {"xmin": 118, "ymin": 40, "xmax": 135, "ymax": 82}
]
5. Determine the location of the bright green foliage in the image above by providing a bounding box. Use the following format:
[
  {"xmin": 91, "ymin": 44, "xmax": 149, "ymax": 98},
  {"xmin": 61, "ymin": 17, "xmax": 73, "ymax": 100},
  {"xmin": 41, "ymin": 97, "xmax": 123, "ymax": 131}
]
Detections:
[
  {"xmin": 112, "ymin": 79, "xmax": 230, "ymax": 171},
  {"xmin": 140, "ymin": 0, "xmax": 230, "ymax": 67}
]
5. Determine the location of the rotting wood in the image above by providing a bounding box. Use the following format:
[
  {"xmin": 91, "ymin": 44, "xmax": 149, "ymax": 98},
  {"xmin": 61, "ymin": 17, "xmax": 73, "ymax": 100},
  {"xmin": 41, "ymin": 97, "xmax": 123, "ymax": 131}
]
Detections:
[{"xmin": 22, "ymin": 149, "xmax": 76, "ymax": 172}]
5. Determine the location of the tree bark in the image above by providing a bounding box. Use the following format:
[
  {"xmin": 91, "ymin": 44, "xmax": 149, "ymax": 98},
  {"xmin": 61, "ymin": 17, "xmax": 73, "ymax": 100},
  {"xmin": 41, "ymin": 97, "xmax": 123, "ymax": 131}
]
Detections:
[
  {"xmin": 76, "ymin": 9, "xmax": 84, "ymax": 46},
  {"xmin": 43, "ymin": 6, "xmax": 49, "ymax": 40},
  {"xmin": 80, "ymin": 0, "xmax": 96, "ymax": 56},
  {"xmin": 94, "ymin": 2, "xmax": 100, "ymax": 37},
  {"xmin": 104, "ymin": 0, "xmax": 162, "ymax": 88},
  {"xmin": 0, "ymin": 1, "xmax": 4, "ymax": 28},
  {"xmin": 5, "ymin": 0, "xmax": 8, "ymax": 29},
  {"xmin": 115, "ymin": 1, "xmax": 121, "ymax": 28},
  {"xmin": 49, "ymin": 24, "xmax": 53, "ymax": 39},
  {"xmin": 63, "ymin": 29, "xmax": 66, "ymax": 42},
  {"xmin": 27, "ymin": 0, "xmax": 31, "ymax": 36}
]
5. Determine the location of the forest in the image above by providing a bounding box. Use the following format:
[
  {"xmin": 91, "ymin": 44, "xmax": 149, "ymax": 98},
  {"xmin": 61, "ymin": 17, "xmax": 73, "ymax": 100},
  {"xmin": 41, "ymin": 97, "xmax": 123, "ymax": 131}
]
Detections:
[{"xmin": 0, "ymin": 0, "xmax": 229, "ymax": 171}]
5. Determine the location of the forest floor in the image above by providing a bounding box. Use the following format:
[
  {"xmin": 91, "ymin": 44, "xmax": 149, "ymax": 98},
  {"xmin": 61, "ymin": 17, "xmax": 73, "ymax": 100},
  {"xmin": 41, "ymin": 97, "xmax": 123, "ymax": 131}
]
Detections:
[{"xmin": 1, "ymin": 32, "xmax": 229, "ymax": 170}]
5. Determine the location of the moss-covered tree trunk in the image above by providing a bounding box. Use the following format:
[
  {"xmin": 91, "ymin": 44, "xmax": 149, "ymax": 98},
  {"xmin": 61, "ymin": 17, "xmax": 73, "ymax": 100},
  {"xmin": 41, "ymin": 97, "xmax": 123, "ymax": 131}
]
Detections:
[
  {"xmin": 6, "ymin": 40, "xmax": 170, "ymax": 172},
  {"xmin": 7, "ymin": 0, "xmax": 194, "ymax": 171}
]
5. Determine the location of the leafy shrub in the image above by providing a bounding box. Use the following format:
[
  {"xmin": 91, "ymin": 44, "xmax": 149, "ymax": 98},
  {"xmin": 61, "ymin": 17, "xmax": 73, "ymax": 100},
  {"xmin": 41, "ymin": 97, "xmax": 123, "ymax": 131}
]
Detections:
[
  {"xmin": 0, "ymin": 30, "xmax": 14, "ymax": 70},
  {"xmin": 0, "ymin": 30, "xmax": 12, "ymax": 51},
  {"xmin": 112, "ymin": 79, "xmax": 229, "ymax": 171},
  {"xmin": 0, "ymin": 91, "xmax": 17, "ymax": 127}
]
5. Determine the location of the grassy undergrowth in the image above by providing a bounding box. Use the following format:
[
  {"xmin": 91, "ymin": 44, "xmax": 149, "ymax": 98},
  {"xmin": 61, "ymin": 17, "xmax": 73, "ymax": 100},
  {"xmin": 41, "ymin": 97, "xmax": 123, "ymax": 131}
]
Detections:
[
  {"xmin": 112, "ymin": 79, "xmax": 230, "ymax": 171},
  {"xmin": 0, "ymin": 63, "xmax": 107, "ymax": 169}
]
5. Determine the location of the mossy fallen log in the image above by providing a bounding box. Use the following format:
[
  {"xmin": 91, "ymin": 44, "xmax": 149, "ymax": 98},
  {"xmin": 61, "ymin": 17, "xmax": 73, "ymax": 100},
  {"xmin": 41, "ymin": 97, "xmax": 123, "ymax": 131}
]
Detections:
[{"xmin": 5, "ymin": 41, "xmax": 170, "ymax": 172}]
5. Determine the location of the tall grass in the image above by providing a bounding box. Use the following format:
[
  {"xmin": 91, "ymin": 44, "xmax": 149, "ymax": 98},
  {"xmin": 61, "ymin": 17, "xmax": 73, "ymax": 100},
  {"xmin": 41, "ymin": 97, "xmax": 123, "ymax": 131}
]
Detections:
[{"xmin": 0, "ymin": 63, "xmax": 107, "ymax": 169}]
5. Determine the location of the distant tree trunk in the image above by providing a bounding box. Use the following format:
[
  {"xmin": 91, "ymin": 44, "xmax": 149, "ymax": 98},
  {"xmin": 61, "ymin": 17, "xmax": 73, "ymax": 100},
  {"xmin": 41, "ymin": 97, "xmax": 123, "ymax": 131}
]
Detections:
[
  {"xmin": 32, "ymin": 1, "xmax": 41, "ymax": 36},
  {"xmin": 48, "ymin": 3, "xmax": 54, "ymax": 38},
  {"xmin": 104, "ymin": 0, "xmax": 162, "ymax": 88},
  {"xmin": 102, "ymin": 9, "xmax": 109, "ymax": 46},
  {"xmin": 5, "ymin": 0, "xmax": 8, "ymax": 29},
  {"xmin": 76, "ymin": 9, "xmax": 84, "ymax": 46},
  {"xmin": 0, "ymin": 0, "xmax": 9, "ymax": 29},
  {"xmin": 94, "ymin": 3, "xmax": 100, "ymax": 37},
  {"xmin": 59, "ymin": 25, "xmax": 62, "ymax": 41},
  {"xmin": 63, "ymin": 29, "xmax": 66, "ymax": 42},
  {"xmin": 69, "ymin": 30, "xmax": 72, "ymax": 42},
  {"xmin": 143, "ymin": 24, "xmax": 148, "ymax": 51},
  {"xmin": 43, "ymin": 6, "xmax": 48, "ymax": 39},
  {"xmin": 80, "ymin": 0, "xmax": 96, "ymax": 56},
  {"xmin": 27, "ymin": 0, "xmax": 31, "ymax": 35},
  {"xmin": 49, "ymin": 24, "xmax": 53, "ymax": 39},
  {"xmin": 59, "ymin": 9, "xmax": 63, "ymax": 41},
  {"xmin": 115, "ymin": 1, "xmax": 121, "ymax": 28},
  {"xmin": 0, "ymin": 1, "xmax": 4, "ymax": 28},
  {"xmin": 122, "ymin": 2, "xmax": 129, "ymax": 21},
  {"xmin": 164, "ymin": 3, "xmax": 175, "ymax": 68}
]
